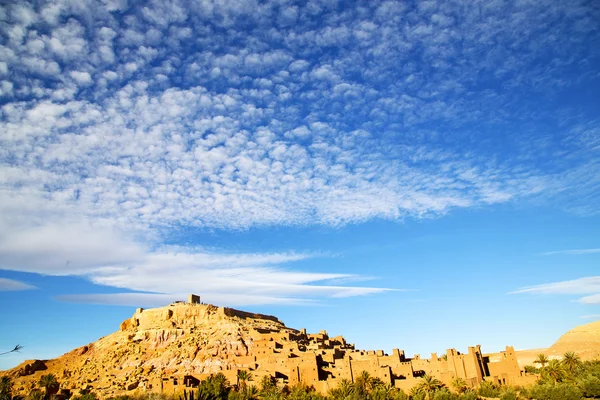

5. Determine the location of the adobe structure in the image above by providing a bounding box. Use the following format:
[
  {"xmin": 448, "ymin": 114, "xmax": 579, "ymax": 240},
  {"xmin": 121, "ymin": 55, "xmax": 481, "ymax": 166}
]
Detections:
[
  {"xmin": 149, "ymin": 295, "xmax": 536, "ymax": 394},
  {"xmin": 3, "ymin": 295, "xmax": 539, "ymax": 398}
]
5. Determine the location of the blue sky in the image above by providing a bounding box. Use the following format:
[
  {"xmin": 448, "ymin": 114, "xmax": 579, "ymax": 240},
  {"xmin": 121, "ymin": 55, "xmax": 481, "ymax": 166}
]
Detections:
[{"xmin": 0, "ymin": 0, "xmax": 599, "ymax": 370}]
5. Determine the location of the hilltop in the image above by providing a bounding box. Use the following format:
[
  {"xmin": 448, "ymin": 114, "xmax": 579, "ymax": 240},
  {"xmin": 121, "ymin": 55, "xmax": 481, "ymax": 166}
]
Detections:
[
  {"xmin": 4, "ymin": 300, "xmax": 292, "ymax": 397},
  {"xmin": 514, "ymin": 319, "xmax": 600, "ymax": 367},
  {"xmin": 548, "ymin": 319, "xmax": 600, "ymax": 359}
]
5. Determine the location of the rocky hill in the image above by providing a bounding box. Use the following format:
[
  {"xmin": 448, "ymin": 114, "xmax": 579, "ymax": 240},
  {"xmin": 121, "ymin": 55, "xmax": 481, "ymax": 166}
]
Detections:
[{"xmin": 3, "ymin": 301, "xmax": 294, "ymax": 397}]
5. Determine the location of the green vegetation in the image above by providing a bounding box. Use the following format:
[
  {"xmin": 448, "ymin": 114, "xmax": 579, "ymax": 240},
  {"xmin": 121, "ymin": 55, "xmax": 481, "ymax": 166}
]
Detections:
[
  {"xmin": 71, "ymin": 394, "xmax": 99, "ymax": 400},
  {"xmin": 0, "ymin": 377, "xmax": 13, "ymax": 400},
  {"xmin": 27, "ymin": 389, "xmax": 44, "ymax": 400},
  {"xmin": 236, "ymin": 371, "xmax": 252, "ymax": 392},
  {"xmin": 38, "ymin": 374, "xmax": 59, "ymax": 400},
  {"xmin": 522, "ymin": 355, "xmax": 600, "ymax": 400},
  {"xmin": 450, "ymin": 378, "xmax": 468, "ymax": 394},
  {"xmin": 535, "ymin": 354, "xmax": 549, "ymax": 368},
  {"xmin": 523, "ymin": 365, "xmax": 539, "ymax": 374}
]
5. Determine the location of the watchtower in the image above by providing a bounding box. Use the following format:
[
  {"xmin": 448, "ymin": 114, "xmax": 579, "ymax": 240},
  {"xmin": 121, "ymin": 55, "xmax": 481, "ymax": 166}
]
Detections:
[{"xmin": 188, "ymin": 294, "xmax": 200, "ymax": 304}]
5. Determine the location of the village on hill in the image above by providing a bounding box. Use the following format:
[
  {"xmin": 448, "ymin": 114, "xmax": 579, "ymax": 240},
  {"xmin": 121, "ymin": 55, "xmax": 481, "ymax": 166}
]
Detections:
[{"xmin": 1, "ymin": 294, "xmax": 599, "ymax": 400}]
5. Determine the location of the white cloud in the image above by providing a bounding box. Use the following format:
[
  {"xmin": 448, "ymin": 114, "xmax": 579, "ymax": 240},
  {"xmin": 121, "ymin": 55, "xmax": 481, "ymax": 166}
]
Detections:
[
  {"xmin": 288, "ymin": 60, "xmax": 310, "ymax": 73},
  {"xmin": 0, "ymin": 220, "xmax": 391, "ymax": 304},
  {"xmin": 0, "ymin": 0, "xmax": 598, "ymax": 306},
  {"xmin": 579, "ymin": 294, "xmax": 600, "ymax": 305},
  {"xmin": 512, "ymin": 277, "xmax": 600, "ymax": 308},
  {"xmin": 510, "ymin": 277, "xmax": 600, "ymax": 295},
  {"xmin": 0, "ymin": 277, "xmax": 36, "ymax": 291},
  {"xmin": 542, "ymin": 248, "xmax": 600, "ymax": 256},
  {"xmin": 70, "ymin": 71, "xmax": 92, "ymax": 85},
  {"xmin": 0, "ymin": 222, "xmax": 145, "ymax": 276},
  {"xmin": 581, "ymin": 314, "xmax": 600, "ymax": 319}
]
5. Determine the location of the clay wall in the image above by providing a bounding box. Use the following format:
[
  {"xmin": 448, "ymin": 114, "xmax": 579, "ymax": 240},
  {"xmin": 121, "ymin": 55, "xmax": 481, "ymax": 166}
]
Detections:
[
  {"xmin": 390, "ymin": 361, "xmax": 415, "ymax": 379},
  {"xmin": 409, "ymin": 357, "xmax": 430, "ymax": 374},
  {"xmin": 394, "ymin": 377, "xmax": 420, "ymax": 393},
  {"xmin": 220, "ymin": 307, "xmax": 281, "ymax": 323},
  {"xmin": 235, "ymin": 355, "xmax": 257, "ymax": 369},
  {"xmin": 486, "ymin": 346, "xmax": 521, "ymax": 383},
  {"xmin": 321, "ymin": 356, "xmax": 353, "ymax": 381}
]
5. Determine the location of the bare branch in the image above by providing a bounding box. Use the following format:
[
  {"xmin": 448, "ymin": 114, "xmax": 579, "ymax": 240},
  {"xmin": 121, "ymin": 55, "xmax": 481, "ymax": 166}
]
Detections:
[{"xmin": 0, "ymin": 344, "xmax": 23, "ymax": 356}]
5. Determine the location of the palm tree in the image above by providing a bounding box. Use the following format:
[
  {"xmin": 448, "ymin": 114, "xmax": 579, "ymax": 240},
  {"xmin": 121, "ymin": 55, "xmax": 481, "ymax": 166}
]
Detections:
[
  {"xmin": 236, "ymin": 370, "xmax": 252, "ymax": 391},
  {"xmin": 242, "ymin": 386, "xmax": 259, "ymax": 400},
  {"xmin": 542, "ymin": 359, "xmax": 565, "ymax": 383},
  {"xmin": 27, "ymin": 389, "xmax": 43, "ymax": 400},
  {"xmin": 328, "ymin": 378, "xmax": 354, "ymax": 400},
  {"xmin": 562, "ymin": 351, "xmax": 581, "ymax": 373},
  {"xmin": 259, "ymin": 392, "xmax": 284, "ymax": 400},
  {"xmin": 354, "ymin": 370, "xmax": 379, "ymax": 396},
  {"xmin": 38, "ymin": 374, "xmax": 58, "ymax": 400},
  {"xmin": 0, "ymin": 376, "xmax": 13, "ymax": 400},
  {"xmin": 370, "ymin": 384, "xmax": 396, "ymax": 400},
  {"xmin": 258, "ymin": 375, "xmax": 277, "ymax": 393},
  {"xmin": 195, "ymin": 388, "xmax": 215, "ymax": 400},
  {"xmin": 451, "ymin": 377, "xmax": 468, "ymax": 394},
  {"xmin": 198, "ymin": 373, "xmax": 229, "ymax": 400},
  {"xmin": 414, "ymin": 375, "xmax": 445, "ymax": 400},
  {"xmin": 534, "ymin": 354, "xmax": 549, "ymax": 368}
]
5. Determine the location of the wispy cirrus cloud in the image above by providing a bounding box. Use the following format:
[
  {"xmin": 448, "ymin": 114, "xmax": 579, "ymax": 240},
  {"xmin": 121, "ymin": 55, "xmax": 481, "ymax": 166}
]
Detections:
[
  {"xmin": 510, "ymin": 277, "xmax": 600, "ymax": 295},
  {"xmin": 511, "ymin": 277, "xmax": 600, "ymax": 306},
  {"xmin": 581, "ymin": 314, "xmax": 600, "ymax": 319},
  {"xmin": 0, "ymin": 221, "xmax": 391, "ymax": 306},
  {"xmin": 542, "ymin": 249, "xmax": 600, "ymax": 256},
  {"xmin": 0, "ymin": 278, "xmax": 36, "ymax": 291},
  {"xmin": 579, "ymin": 295, "xmax": 600, "ymax": 305}
]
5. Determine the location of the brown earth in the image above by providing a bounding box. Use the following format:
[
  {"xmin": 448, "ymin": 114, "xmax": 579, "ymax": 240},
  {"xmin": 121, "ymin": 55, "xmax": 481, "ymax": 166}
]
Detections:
[{"xmin": 548, "ymin": 319, "xmax": 600, "ymax": 360}]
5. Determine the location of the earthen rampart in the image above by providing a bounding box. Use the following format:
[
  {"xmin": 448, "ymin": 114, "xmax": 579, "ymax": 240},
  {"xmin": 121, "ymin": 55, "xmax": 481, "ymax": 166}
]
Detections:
[{"xmin": 219, "ymin": 307, "xmax": 282, "ymax": 324}]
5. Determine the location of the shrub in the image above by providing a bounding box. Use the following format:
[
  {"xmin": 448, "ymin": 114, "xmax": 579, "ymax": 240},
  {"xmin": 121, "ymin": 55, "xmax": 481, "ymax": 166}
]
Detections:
[
  {"xmin": 499, "ymin": 386, "xmax": 517, "ymax": 400},
  {"xmin": 525, "ymin": 383, "xmax": 583, "ymax": 400},
  {"xmin": 226, "ymin": 392, "xmax": 244, "ymax": 400},
  {"xmin": 458, "ymin": 392, "xmax": 478, "ymax": 400},
  {"xmin": 524, "ymin": 365, "xmax": 539, "ymax": 374},
  {"xmin": 477, "ymin": 381, "xmax": 500, "ymax": 398},
  {"xmin": 432, "ymin": 389, "xmax": 459, "ymax": 400},
  {"xmin": 0, "ymin": 377, "xmax": 13, "ymax": 400},
  {"xmin": 26, "ymin": 390, "xmax": 43, "ymax": 400},
  {"xmin": 286, "ymin": 385, "xmax": 324, "ymax": 400},
  {"xmin": 577, "ymin": 374, "xmax": 600, "ymax": 398},
  {"xmin": 72, "ymin": 394, "xmax": 98, "ymax": 400}
]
